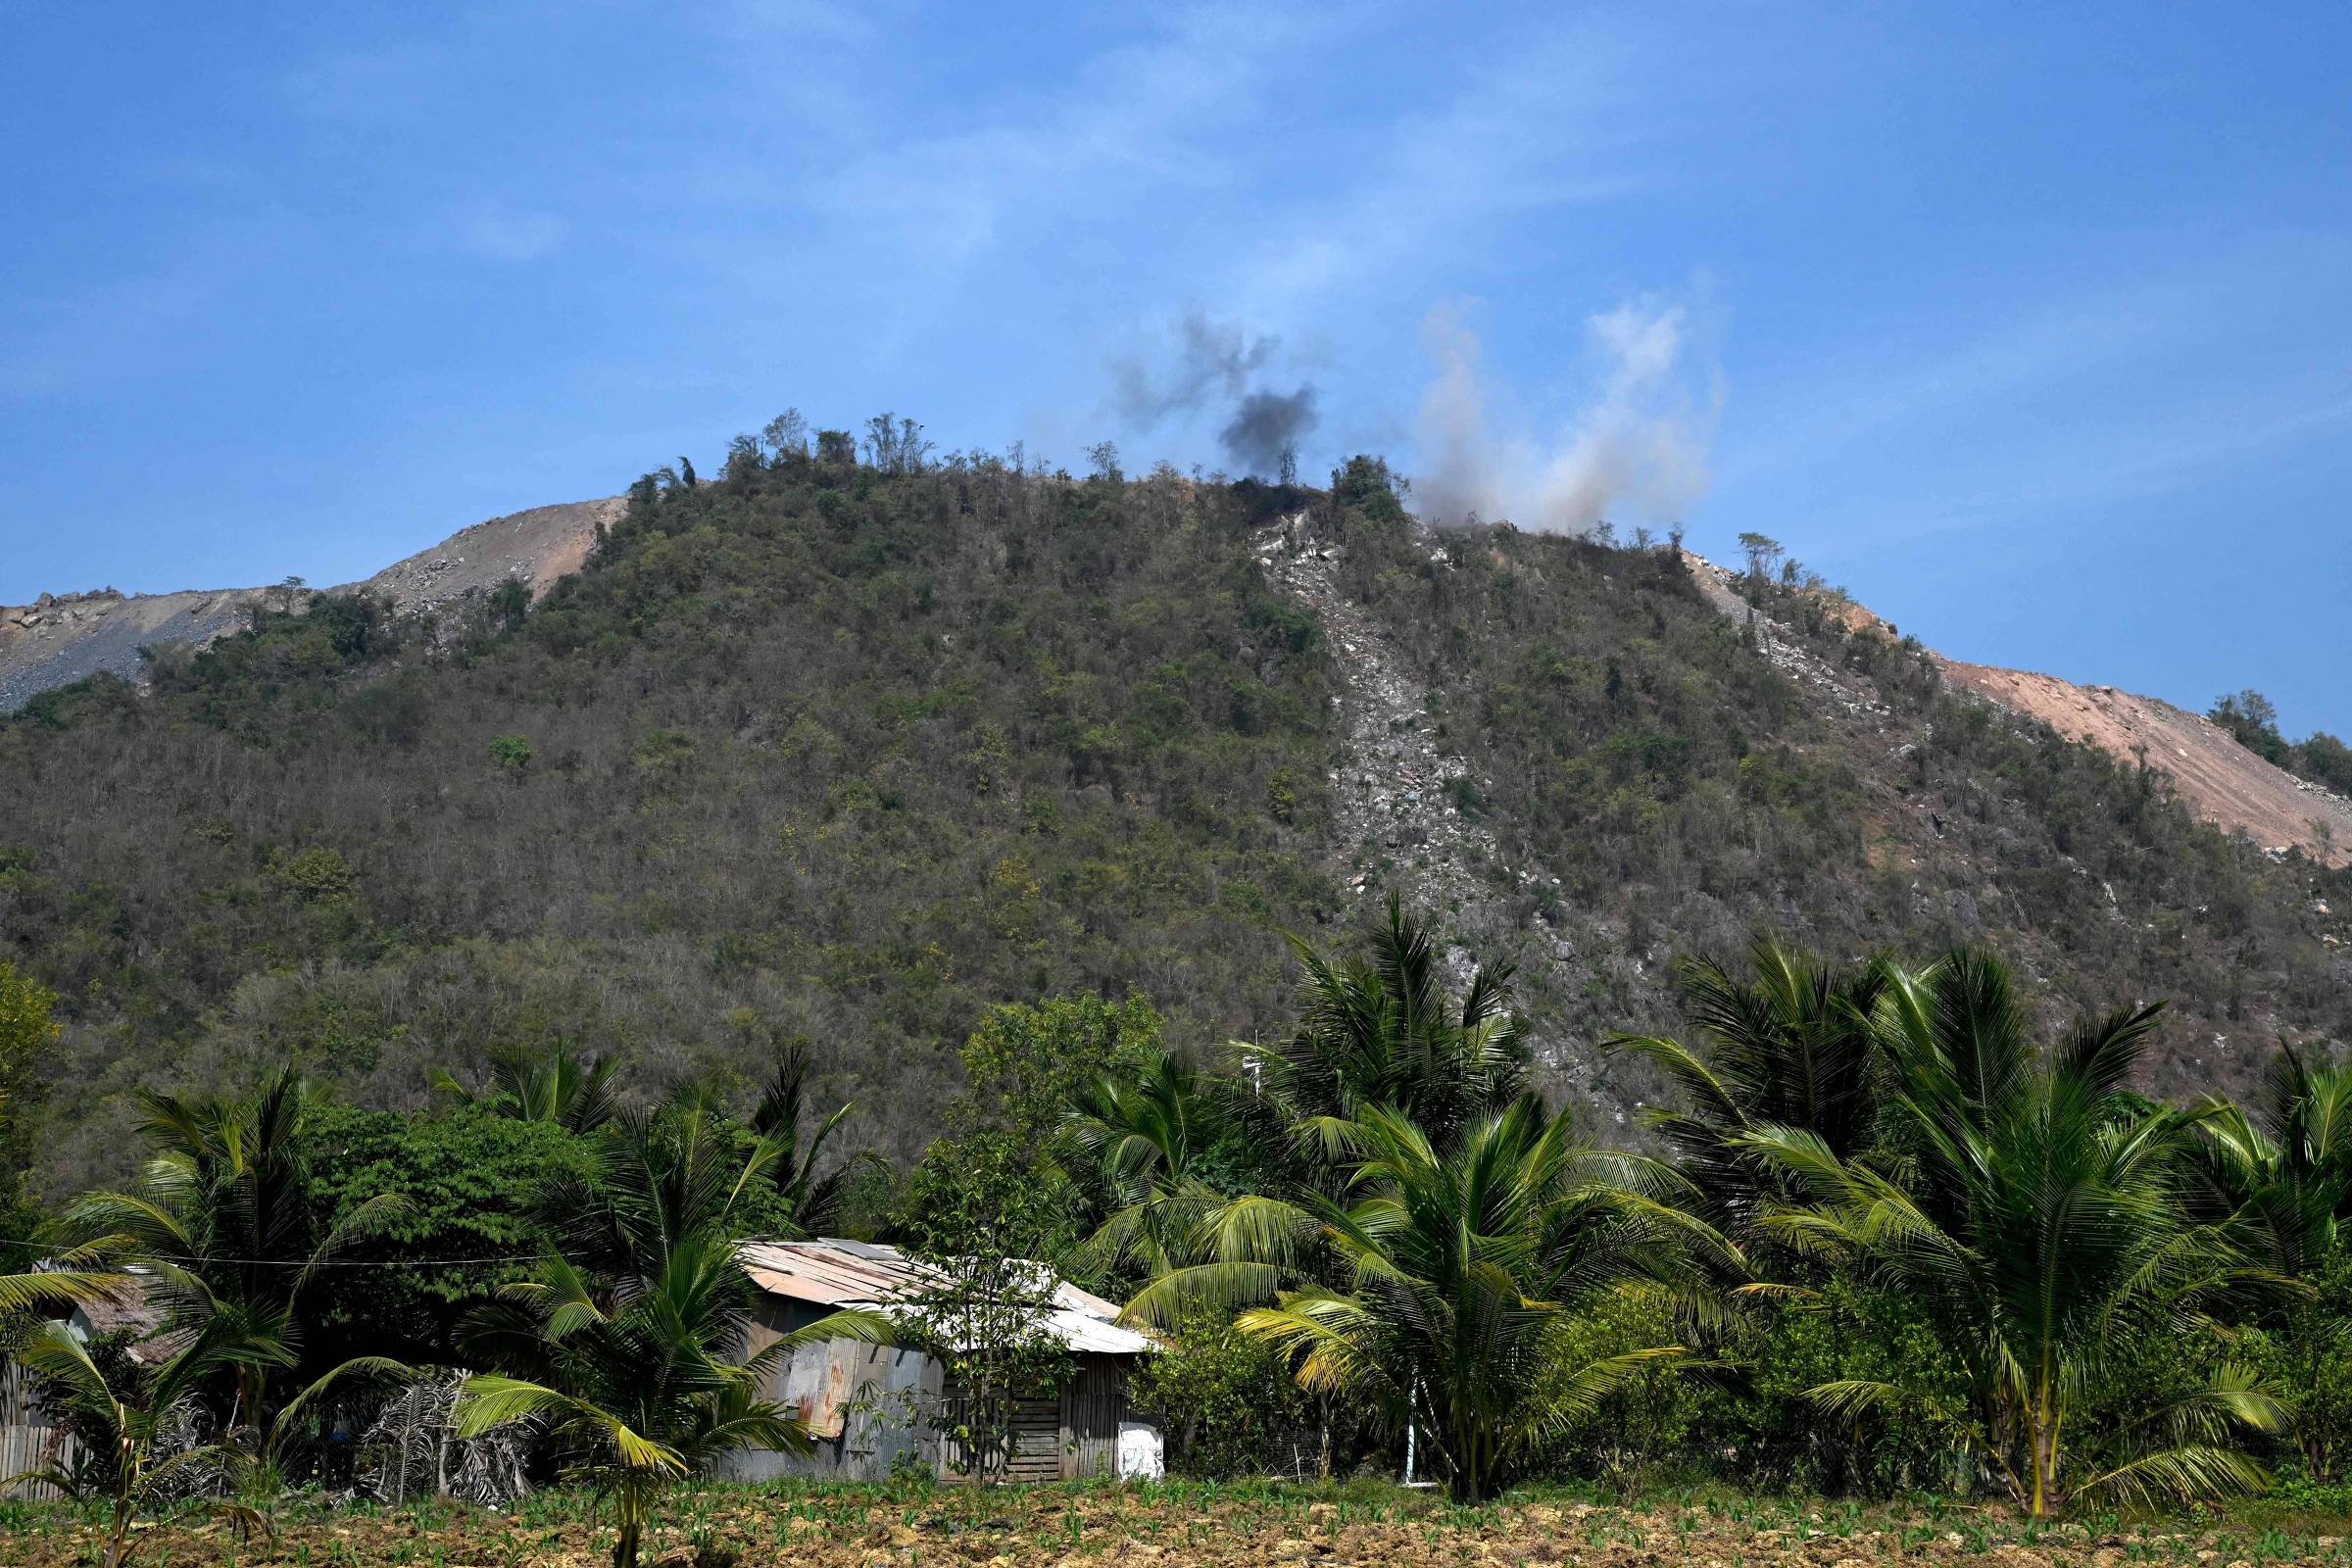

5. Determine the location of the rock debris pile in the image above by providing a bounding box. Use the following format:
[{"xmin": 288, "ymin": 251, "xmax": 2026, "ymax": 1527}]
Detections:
[
  {"xmin": 1680, "ymin": 553, "xmax": 1890, "ymax": 723},
  {"xmin": 1252, "ymin": 514, "xmax": 1577, "ymax": 1005}
]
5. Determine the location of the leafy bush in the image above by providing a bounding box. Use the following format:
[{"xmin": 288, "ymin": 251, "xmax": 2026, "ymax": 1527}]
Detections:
[{"xmin": 1128, "ymin": 1303, "xmax": 1312, "ymax": 1479}]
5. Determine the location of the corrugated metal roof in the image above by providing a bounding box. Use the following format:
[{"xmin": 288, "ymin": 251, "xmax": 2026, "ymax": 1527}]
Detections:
[
  {"xmin": 737, "ymin": 1239, "xmax": 1153, "ymax": 1356},
  {"xmin": 740, "ymin": 1239, "xmax": 924, "ymax": 1307}
]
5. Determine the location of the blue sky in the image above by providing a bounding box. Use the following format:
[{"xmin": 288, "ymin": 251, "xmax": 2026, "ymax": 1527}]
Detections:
[{"xmin": 6, "ymin": 4, "xmax": 2348, "ymax": 733}]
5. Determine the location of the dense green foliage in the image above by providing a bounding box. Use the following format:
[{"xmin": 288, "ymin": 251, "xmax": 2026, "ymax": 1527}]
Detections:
[
  {"xmin": 301, "ymin": 1102, "xmax": 598, "ymax": 1362},
  {"xmin": 2211, "ymin": 690, "xmax": 2352, "ymax": 797},
  {"xmin": 0, "ymin": 442, "xmax": 2343, "ymax": 1195},
  {"xmin": 0, "ymin": 901, "xmax": 2345, "ymax": 1555}
]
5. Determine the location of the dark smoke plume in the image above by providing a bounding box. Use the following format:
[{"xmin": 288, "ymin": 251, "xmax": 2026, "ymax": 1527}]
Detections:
[
  {"xmin": 1220, "ymin": 385, "xmax": 1319, "ymax": 478},
  {"xmin": 1111, "ymin": 311, "xmax": 1319, "ymax": 477},
  {"xmin": 1111, "ymin": 311, "xmax": 1277, "ymax": 424}
]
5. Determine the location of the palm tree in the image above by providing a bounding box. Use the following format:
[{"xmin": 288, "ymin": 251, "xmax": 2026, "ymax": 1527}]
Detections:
[
  {"xmin": 1606, "ymin": 936, "xmax": 1885, "ymax": 1230},
  {"xmin": 459, "ymin": 1086, "xmax": 887, "ymax": 1565},
  {"xmin": 744, "ymin": 1042, "xmax": 865, "ymax": 1236},
  {"xmin": 2188, "ymin": 1045, "xmax": 2352, "ymax": 1479},
  {"xmin": 13, "ymin": 1294, "xmax": 405, "ymax": 1568},
  {"xmin": 1738, "ymin": 952, "xmax": 2291, "ymax": 1515},
  {"xmin": 1247, "ymin": 893, "xmax": 1526, "ymax": 1167},
  {"xmin": 1055, "ymin": 1053, "xmax": 1237, "ymax": 1282},
  {"xmin": 2188, "ymin": 1044, "xmax": 2352, "ymax": 1278},
  {"xmin": 430, "ymin": 1045, "xmax": 619, "ymax": 1133},
  {"xmin": 1207, "ymin": 1099, "xmax": 1730, "ymax": 1502},
  {"xmin": 55, "ymin": 1067, "xmax": 404, "ymax": 1434},
  {"xmin": 458, "ymin": 1226, "xmax": 884, "ymax": 1565},
  {"xmin": 518, "ymin": 1050, "xmax": 863, "ymax": 1284}
]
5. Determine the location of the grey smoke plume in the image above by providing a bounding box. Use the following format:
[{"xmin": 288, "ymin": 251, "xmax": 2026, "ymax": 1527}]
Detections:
[
  {"xmin": 1111, "ymin": 311, "xmax": 1318, "ymax": 478},
  {"xmin": 1221, "ymin": 385, "xmax": 1319, "ymax": 478},
  {"xmin": 1111, "ymin": 311, "xmax": 1278, "ymax": 424},
  {"xmin": 1414, "ymin": 297, "xmax": 1719, "ymax": 531}
]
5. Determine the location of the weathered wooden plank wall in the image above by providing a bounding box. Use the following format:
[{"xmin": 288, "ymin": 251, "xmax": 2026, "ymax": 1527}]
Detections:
[
  {"xmin": 0, "ymin": 1423, "xmax": 79, "ymax": 1501},
  {"xmin": 1060, "ymin": 1357, "xmax": 1126, "ymax": 1481}
]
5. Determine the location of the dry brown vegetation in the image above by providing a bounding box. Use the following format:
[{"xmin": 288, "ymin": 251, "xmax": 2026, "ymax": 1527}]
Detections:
[
  {"xmin": 2, "ymin": 449, "xmax": 2344, "ymax": 1197},
  {"xmin": 5, "ymin": 1481, "xmax": 2349, "ymax": 1568}
]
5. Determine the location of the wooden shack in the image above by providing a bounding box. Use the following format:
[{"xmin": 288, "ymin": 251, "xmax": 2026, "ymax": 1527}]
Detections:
[{"xmin": 723, "ymin": 1239, "xmax": 1161, "ymax": 1485}]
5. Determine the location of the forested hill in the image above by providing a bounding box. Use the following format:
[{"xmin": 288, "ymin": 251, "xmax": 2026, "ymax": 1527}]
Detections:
[{"xmin": 2, "ymin": 442, "xmax": 2344, "ymax": 1192}]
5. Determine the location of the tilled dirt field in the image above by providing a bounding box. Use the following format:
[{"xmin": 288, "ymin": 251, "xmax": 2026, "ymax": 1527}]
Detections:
[{"xmin": 4, "ymin": 1483, "xmax": 2347, "ymax": 1568}]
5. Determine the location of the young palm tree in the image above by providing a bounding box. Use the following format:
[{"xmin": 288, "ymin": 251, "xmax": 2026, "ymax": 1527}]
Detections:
[
  {"xmin": 13, "ymin": 1292, "xmax": 405, "ymax": 1568},
  {"xmin": 1055, "ymin": 1053, "xmax": 1236, "ymax": 1282},
  {"xmin": 2188, "ymin": 1044, "xmax": 2352, "ymax": 1278},
  {"xmin": 1247, "ymin": 894, "xmax": 1525, "ymax": 1162},
  {"xmin": 1140, "ymin": 1097, "xmax": 1734, "ymax": 1502},
  {"xmin": 55, "ymin": 1067, "xmax": 405, "ymax": 1434},
  {"xmin": 1125, "ymin": 898, "xmax": 1543, "ymax": 1322},
  {"xmin": 430, "ymin": 1045, "xmax": 620, "ymax": 1133},
  {"xmin": 532, "ymin": 1098, "xmax": 772, "ymax": 1290},
  {"xmin": 457, "ymin": 1233, "xmax": 885, "ymax": 1567},
  {"xmin": 744, "ymin": 1042, "xmax": 866, "ymax": 1236},
  {"xmin": 1739, "ymin": 952, "xmax": 2290, "ymax": 1515},
  {"xmin": 1606, "ymin": 936, "xmax": 1885, "ymax": 1229},
  {"xmin": 524, "ymin": 1053, "xmax": 864, "ymax": 1287},
  {"xmin": 1257, "ymin": 1100, "xmax": 1732, "ymax": 1502}
]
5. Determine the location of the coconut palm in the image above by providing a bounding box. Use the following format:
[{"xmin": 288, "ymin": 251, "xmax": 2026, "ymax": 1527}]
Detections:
[
  {"xmin": 54, "ymin": 1067, "xmax": 405, "ymax": 1433},
  {"xmin": 460, "ymin": 1091, "xmax": 889, "ymax": 1566},
  {"xmin": 523, "ymin": 1053, "xmax": 864, "ymax": 1287},
  {"xmin": 1739, "ymin": 952, "xmax": 2291, "ymax": 1515},
  {"xmin": 1606, "ymin": 936, "xmax": 1886, "ymax": 1230},
  {"xmin": 1139, "ymin": 1097, "xmax": 1735, "ymax": 1501},
  {"xmin": 1247, "ymin": 894, "xmax": 1525, "ymax": 1163},
  {"xmin": 13, "ymin": 1293, "xmax": 405, "ymax": 1568},
  {"xmin": 1122, "ymin": 899, "xmax": 1541, "ymax": 1320},
  {"xmin": 531, "ymin": 1097, "xmax": 776, "ymax": 1291},
  {"xmin": 2188, "ymin": 1044, "xmax": 2352, "ymax": 1278},
  {"xmin": 457, "ymin": 1233, "xmax": 885, "ymax": 1567},
  {"xmin": 1055, "ymin": 1053, "xmax": 1237, "ymax": 1281},
  {"xmin": 744, "ymin": 1042, "xmax": 866, "ymax": 1236},
  {"xmin": 430, "ymin": 1045, "xmax": 620, "ymax": 1133}
]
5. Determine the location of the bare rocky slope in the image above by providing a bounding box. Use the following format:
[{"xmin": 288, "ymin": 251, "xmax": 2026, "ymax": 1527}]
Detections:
[
  {"xmin": 1680, "ymin": 552, "xmax": 2352, "ymax": 869},
  {"xmin": 1938, "ymin": 662, "xmax": 2352, "ymax": 867},
  {"xmin": 0, "ymin": 498, "xmax": 620, "ymax": 712}
]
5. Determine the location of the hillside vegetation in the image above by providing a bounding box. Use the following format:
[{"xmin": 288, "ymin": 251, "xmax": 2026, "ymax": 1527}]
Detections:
[{"xmin": 0, "ymin": 432, "xmax": 2343, "ymax": 1189}]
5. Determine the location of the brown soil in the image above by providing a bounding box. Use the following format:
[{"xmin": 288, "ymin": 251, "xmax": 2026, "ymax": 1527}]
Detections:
[
  {"xmin": 1937, "ymin": 662, "xmax": 2352, "ymax": 867},
  {"xmin": 1679, "ymin": 552, "xmax": 2352, "ymax": 869},
  {"xmin": 3, "ymin": 1486, "xmax": 2340, "ymax": 1568},
  {"xmin": 350, "ymin": 496, "xmax": 623, "ymax": 611}
]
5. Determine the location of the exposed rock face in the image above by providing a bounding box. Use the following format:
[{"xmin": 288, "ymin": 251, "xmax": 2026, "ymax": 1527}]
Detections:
[
  {"xmin": 351, "ymin": 497, "xmax": 621, "ymax": 613},
  {"xmin": 0, "ymin": 498, "xmax": 622, "ymax": 712},
  {"xmin": 1254, "ymin": 514, "xmax": 1609, "ymax": 1104},
  {"xmin": 1939, "ymin": 662, "xmax": 2352, "ymax": 868},
  {"xmin": 1680, "ymin": 551, "xmax": 2352, "ymax": 869},
  {"xmin": 0, "ymin": 586, "xmax": 268, "ymax": 712},
  {"xmin": 1254, "ymin": 514, "xmax": 1497, "ymax": 920}
]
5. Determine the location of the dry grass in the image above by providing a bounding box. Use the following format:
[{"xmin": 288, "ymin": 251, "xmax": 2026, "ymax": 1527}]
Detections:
[{"xmin": 4, "ymin": 1480, "xmax": 2350, "ymax": 1568}]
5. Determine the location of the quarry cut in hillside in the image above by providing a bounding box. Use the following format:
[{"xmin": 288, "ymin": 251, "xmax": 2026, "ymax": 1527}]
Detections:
[
  {"xmin": 1681, "ymin": 552, "xmax": 2352, "ymax": 869},
  {"xmin": 1938, "ymin": 662, "xmax": 2352, "ymax": 867},
  {"xmin": 0, "ymin": 497, "xmax": 621, "ymax": 712}
]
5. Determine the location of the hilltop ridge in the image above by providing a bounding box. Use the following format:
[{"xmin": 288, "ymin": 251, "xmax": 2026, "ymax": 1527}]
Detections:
[
  {"xmin": 0, "ymin": 457, "xmax": 2341, "ymax": 1192},
  {"xmin": 1678, "ymin": 553, "xmax": 2352, "ymax": 868},
  {"xmin": 0, "ymin": 497, "xmax": 620, "ymax": 712}
]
